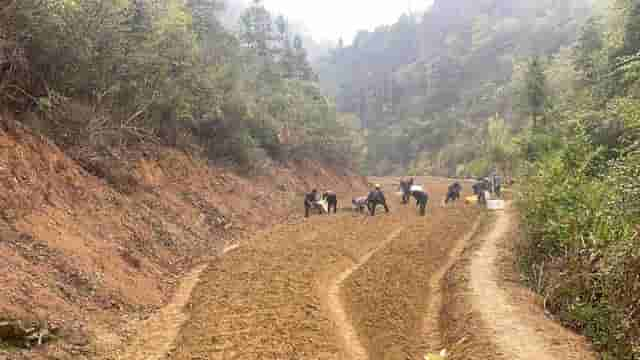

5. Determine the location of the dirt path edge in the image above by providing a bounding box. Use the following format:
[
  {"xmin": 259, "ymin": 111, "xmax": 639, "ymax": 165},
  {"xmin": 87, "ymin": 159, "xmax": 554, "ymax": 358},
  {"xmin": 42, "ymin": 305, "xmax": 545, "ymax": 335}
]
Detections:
[
  {"xmin": 422, "ymin": 218, "xmax": 482, "ymax": 354},
  {"xmin": 467, "ymin": 208, "xmax": 596, "ymax": 360},
  {"xmin": 325, "ymin": 227, "xmax": 404, "ymax": 360},
  {"xmin": 109, "ymin": 244, "xmax": 240, "ymax": 360},
  {"xmin": 442, "ymin": 208, "xmax": 596, "ymax": 360}
]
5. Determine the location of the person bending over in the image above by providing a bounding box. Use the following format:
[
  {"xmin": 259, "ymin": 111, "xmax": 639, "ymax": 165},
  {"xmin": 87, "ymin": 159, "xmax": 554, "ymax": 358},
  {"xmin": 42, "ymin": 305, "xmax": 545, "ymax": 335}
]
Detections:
[
  {"xmin": 304, "ymin": 189, "xmax": 318, "ymax": 218},
  {"xmin": 445, "ymin": 182, "xmax": 462, "ymax": 204},
  {"xmin": 367, "ymin": 184, "xmax": 390, "ymax": 216},
  {"xmin": 412, "ymin": 189, "xmax": 429, "ymax": 216},
  {"xmin": 322, "ymin": 190, "xmax": 338, "ymax": 214}
]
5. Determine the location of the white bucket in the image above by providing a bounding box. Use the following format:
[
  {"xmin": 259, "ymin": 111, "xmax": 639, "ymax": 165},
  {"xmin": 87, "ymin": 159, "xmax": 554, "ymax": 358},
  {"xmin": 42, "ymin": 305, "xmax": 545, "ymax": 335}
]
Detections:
[
  {"xmin": 410, "ymin": 185, "xmax": 424, "ymax": 192},
  {"xmin": 486, "ymin": 199, "xmax": 505, "ymax": 210},
  {"xmin": 316, "ymin": 200, "xmax": 328, "ymax": 213}
]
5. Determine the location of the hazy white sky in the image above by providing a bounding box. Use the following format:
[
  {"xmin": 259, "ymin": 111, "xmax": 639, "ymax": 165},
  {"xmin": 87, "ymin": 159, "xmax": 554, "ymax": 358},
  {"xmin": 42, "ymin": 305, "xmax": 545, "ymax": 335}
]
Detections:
[{"xmin": 262, "ymin": 0, "xmax": 434, "ymax": 43}]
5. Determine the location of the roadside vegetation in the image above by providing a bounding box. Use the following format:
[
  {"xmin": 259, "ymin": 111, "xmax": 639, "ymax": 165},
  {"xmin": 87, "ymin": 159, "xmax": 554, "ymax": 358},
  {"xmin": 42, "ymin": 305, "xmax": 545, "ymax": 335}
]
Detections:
[{"xmin": 516, "ymin": 1, "xmax": 640, "ymax": 358}]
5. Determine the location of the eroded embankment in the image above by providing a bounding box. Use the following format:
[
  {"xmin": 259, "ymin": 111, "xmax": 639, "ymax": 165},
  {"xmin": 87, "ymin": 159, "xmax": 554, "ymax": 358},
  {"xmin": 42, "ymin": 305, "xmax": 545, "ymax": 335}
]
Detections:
[{"xmin": 0, "ymin": 119, "xmax": 365, "ymax": 359}]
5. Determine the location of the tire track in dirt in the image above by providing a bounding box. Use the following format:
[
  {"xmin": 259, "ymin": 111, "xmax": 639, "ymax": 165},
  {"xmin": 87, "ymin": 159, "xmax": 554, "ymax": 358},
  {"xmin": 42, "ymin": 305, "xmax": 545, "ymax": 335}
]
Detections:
[
  {"xmin": 326, "ymin": 227, "xmax": 404, "ymax": 360},
  {"xmin": 467, "ymin": 208, "xmax": 596, "ymax": 360},
  {"xmin": 168, "ymin": 179, "xmax": 480, "ymax": 360},
  {"xmin": 421, "ymin": 219, "xmax": 481, "ymax": 352},
  {"xmin": 110, "ymin": 244, "xmax": 239, "ymax": 360},
  {"xmin": 341, "ymin": 181, "xmax": 481, "ymax": 360},
  {"xmin": 169, "ymin": 211, "xmax": 403, "ymax": 360}
]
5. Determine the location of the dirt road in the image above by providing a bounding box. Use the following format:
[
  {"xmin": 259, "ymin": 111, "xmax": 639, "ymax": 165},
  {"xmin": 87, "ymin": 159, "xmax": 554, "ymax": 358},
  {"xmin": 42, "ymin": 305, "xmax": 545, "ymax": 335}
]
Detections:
[
  {"xmin": 466, "ymin": 209, "xmax": 596, "ymax": 360},
  {"xmin": 119, "ymin": 179, "xmax": 595, "ymax": 360}
]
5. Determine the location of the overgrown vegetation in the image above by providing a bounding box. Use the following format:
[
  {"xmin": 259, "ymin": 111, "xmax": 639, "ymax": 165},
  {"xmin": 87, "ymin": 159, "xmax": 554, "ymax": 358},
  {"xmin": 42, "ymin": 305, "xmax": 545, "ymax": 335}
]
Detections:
[
  {"xmin": 0, "ymin": 0, "xmax": 364, "ymax": 173},
  {"xmin": 516, "ymin": 1, "xmax": 640, "ymax": 358}
]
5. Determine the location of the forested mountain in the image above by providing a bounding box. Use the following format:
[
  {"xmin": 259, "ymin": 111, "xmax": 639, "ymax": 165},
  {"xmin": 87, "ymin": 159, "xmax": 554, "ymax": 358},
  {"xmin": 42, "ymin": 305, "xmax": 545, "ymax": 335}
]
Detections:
[
  {"xmin": 317, "ymin": 0, "xmax": 594, "ymax": 175},
  {"xmin": 2, "ymin": 0, "xmax": 362, "ymax": 172},
  {"xmin": 222, "ymin": 0, "xmax": 333, "ymax": 61}
]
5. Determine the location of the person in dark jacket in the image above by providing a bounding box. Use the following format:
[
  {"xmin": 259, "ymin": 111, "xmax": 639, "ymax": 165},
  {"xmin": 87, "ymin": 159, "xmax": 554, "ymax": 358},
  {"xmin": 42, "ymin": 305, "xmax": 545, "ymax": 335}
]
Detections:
[
  {"xmin": 493, "ymin": 174, "xmax": 503, "ymax": 198},
  {"xmin": 412, "ymin": 189, "xmax": 429, "ymax": 216},
  {"xmin": 322, "ymin": 190, "xmax": 338, "ymax": 214},
  {"xmin": 304, "ymin": 189, "xmax": 318, "ymax": 218},
  {"xmin": 399, "ymin": 178, "xmax": 414, "ymax": 204},
  {"xmin": 472, "ymin": 178, "xmax": 488, "ymax": 205},
  {"xmin": 445, "ymin": 182, "xmax": 462, "ymax": 204},
  {"xmin": 399, "ymin": 179, "xmax": 410, "ymax": 204},
  {"xmin": 367, "ymin": 184, "xmax": 390, "ymax": 216}
]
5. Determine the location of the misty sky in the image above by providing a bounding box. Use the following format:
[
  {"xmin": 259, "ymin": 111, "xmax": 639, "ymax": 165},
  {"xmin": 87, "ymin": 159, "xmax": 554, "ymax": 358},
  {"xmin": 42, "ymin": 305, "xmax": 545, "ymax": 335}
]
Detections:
[{"xmin": 262, "ymin": 0, "xmax": 434, "ymax": 43}]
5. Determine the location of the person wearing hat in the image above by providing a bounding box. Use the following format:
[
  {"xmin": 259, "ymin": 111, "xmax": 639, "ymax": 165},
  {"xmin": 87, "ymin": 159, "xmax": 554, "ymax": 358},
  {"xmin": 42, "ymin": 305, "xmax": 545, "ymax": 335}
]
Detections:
[{"xmin": 367, "ymin": 184, "xmax": 390, "ymax": 216}]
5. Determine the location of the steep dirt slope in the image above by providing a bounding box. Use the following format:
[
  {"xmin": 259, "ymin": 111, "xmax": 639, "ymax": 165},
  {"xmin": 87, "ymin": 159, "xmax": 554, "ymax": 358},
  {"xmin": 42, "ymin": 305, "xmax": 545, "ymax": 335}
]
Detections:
[{"xmin": 0, "ymin": 119, "xmax": 365, "ymax": 359}]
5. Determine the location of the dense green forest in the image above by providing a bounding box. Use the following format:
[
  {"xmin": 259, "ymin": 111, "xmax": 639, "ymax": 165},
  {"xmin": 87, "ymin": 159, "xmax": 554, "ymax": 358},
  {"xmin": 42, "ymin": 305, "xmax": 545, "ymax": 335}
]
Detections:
[
  {"xmin": 317, "ymin": 0, "xmax": 597, "ymax": 176},
  {"xmin": 318, "ymin": 0, "xmax": 640, "ymax": 357},
  {"xmin": 516, "ymin": 1, "xmax": 640, "ymax": 357},
  {"xmin": 0, "ymin": 0, "xmax": 363, "ymax": 173}
]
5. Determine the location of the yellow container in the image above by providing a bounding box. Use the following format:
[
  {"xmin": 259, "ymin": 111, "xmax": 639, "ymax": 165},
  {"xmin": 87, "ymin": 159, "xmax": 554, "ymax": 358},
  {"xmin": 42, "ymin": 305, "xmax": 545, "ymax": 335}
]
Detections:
[{"xmin": 465, "ymin": 195, "xmax": 478, "ymax": 205}]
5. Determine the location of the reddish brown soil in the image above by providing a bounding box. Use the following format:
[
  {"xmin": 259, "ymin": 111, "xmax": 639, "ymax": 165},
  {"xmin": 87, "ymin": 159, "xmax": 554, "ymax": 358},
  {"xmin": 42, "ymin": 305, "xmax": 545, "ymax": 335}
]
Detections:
[
  {"xmin": 0, "ymin": 119, "xmax": 598, "ymax": 360},
  {"xmin": 0, "ymin": 119, "xmax": 365, "ymax": 359},
  {"xmin": 170, "ymin": 179, "xmax": 480, "ymax": 360},
  {"xmin": 441, "ymin": 208, "xmax": 596, "ymax": 360},
  {"xmin": 342, "ymin": 181, "xmax": 479, "ymax": 360},
  {"xmin": 169, "ymin": 180, "xmax": 596, "ymax": 360}
]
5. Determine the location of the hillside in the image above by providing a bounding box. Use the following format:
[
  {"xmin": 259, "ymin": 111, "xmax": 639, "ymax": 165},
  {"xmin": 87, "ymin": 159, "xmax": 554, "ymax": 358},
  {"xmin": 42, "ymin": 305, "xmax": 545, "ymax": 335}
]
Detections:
[
  {"xmin": 0, "ymin": 1, "xmax": 367, "ymax": 356},
  {"xmin": 2, "ymin": 0, "xmax": 639, "ymax": 359},
  {"xmin": 317, "ymin": 0, "xmax": 594, "ymax": 175},
  {"xmin": 0, "ymin": 117, "xmax": 365, "ymax": 359}
]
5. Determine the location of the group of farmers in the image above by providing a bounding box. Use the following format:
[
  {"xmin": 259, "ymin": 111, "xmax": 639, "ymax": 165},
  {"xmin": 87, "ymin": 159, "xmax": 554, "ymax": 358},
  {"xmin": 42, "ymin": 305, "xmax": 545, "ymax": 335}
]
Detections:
[
  {"xmin": 471, "ymin": 173, "xmax": 503, "ymax": 205},
  {"xmin": 304, "ymin": 178, "xmax": 466, "ymax": 218}
]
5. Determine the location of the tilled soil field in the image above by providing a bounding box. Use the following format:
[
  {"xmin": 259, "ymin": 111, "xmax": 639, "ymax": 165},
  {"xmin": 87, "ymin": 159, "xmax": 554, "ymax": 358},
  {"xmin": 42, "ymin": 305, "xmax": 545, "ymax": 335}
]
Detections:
[
  {"xmin": 342, "ymin": 181, "xmax": 479, "ymax": 360},
  {"xmin": 168, "ymin": 179, "xmax": 478, "ymax": 360},
  {"xmin": 162, "ymin": 178, "xmax": 596, "ymax": 360}
]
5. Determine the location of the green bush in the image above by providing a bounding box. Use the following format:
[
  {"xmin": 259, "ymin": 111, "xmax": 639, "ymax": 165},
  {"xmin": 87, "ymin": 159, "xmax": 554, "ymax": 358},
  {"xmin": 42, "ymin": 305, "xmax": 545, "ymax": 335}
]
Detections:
[{"xmin": 518, "ymin": 116, "xmax": 640, "ymax": 359}]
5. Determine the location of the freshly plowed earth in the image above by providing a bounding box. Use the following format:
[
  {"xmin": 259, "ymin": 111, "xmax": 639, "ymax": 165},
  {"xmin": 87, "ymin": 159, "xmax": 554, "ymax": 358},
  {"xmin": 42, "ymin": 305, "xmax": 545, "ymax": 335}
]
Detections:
[
  {"xmin": 170, "ymin": 209, "xmax": 409, "ymax": 359},
  {"xmin": 342, "ymin": 181, "xmax": 479, "ymax": 360},
  {"xmin": 166, "ymin": 179, "xmax": 596, "ymax": 360},
  {"xmin": 169, "ymin": 179, "xmax": 479, "ymax": 360}
]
